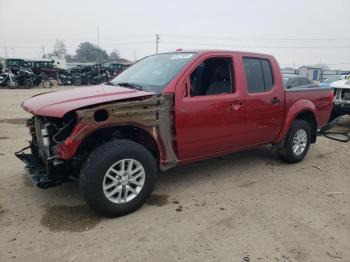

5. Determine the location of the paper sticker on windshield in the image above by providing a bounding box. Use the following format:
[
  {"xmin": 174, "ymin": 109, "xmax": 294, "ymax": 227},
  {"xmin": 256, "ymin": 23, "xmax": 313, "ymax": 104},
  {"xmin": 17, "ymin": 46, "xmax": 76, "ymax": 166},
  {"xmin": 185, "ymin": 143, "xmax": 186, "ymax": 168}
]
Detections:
[{"xmin": 169, "ymin": 54, "xmax": 193, "ymax": 60}]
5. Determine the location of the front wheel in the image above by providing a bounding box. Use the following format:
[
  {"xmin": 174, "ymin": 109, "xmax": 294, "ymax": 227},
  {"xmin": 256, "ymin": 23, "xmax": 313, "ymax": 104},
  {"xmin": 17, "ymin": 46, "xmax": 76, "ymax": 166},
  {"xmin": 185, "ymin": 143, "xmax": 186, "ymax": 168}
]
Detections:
[
  {"xmin": 6, "ymin": 79, "xmax": 18, "ymax": 89},
  {"xmin": 80, "ymin": 139, "xmax": 157, "ymax": 217},
  {"xmin": 277, "ymin": 119, "xmax": 311, "ymax": 163}
]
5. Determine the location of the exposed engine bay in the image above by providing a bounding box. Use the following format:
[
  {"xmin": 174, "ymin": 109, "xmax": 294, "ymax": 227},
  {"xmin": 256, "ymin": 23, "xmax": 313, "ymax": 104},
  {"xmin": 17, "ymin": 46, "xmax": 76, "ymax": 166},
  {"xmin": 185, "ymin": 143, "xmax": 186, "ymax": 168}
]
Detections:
[{"xmin": 16, "ymin": 113, "xmax": 79, "ymax": 188}]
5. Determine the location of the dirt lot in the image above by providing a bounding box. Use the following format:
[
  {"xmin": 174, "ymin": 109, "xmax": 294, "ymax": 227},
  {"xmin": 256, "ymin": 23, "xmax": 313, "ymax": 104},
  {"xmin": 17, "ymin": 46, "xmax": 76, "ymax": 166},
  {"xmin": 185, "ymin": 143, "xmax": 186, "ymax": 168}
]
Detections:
[{"xmin": 0, "ymin": 87, "xmax": 349, "ymax": 262}]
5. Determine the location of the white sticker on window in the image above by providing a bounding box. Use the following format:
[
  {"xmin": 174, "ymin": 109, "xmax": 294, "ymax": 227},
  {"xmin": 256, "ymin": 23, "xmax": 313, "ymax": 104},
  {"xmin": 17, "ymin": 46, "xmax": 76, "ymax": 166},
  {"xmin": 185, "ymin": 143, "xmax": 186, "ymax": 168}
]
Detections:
[{"xmin": 169, "ymin": 54, "xmax": 193, "ymax": 60}]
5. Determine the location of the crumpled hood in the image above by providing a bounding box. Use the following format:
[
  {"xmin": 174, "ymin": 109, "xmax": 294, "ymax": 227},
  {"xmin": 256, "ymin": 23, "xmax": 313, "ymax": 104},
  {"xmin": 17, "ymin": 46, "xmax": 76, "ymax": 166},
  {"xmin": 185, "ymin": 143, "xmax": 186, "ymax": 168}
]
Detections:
[
  {"xmin": 330, "ymin": 79, "xmax": 350, "ymax": 89},
  {"xmin": 22, "ymin": 84, "xmax": 155, "ymax": 117}
]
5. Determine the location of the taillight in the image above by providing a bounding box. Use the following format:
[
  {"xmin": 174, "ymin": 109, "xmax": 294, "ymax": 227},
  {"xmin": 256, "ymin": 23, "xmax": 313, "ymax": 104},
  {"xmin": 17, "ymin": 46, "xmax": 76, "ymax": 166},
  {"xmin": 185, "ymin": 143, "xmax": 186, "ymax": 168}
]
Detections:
[{"xmin": 329, "ymin": 91, "xmax": 334, "ymax": 104}]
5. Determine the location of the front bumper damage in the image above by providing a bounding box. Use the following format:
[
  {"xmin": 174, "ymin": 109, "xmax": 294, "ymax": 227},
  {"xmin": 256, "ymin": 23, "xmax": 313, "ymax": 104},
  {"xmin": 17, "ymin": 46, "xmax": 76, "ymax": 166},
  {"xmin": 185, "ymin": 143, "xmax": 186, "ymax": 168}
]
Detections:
[{"xmin": 15, "ymin": 145, "xmax": 62, "ymax": 189}]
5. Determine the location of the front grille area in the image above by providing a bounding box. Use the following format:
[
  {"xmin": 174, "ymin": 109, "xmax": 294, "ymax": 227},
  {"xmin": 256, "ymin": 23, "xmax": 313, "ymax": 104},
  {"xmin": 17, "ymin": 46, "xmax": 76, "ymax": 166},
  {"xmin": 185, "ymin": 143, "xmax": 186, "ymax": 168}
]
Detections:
[
  {"xmin": 334, "ymin": 88, "xmax": 350, "ymax": 102},
  {"xmin": 33, "ymin": 116, "xmax": 50, "ymax": 161}
]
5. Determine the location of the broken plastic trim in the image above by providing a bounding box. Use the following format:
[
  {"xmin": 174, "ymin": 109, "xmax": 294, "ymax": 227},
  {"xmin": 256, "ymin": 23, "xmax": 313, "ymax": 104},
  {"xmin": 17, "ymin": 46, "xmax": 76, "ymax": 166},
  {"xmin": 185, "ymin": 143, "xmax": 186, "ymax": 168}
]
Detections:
[
  {"xmin": 15, "ymin": 146, "xmax": 62, "ymax": 189},
  {"xmin": 318, "ymin": 116, "xmax": 350, "ymax": 142}
]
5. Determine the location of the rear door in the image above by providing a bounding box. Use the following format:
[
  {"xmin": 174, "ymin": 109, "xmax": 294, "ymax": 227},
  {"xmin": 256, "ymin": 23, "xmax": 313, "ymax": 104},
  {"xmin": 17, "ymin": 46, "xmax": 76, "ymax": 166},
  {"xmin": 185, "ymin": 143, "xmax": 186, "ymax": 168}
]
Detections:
[
  {"xmin": 175, "ymin": 54, "xmax": 246, "ymax": 160},
  {"xmin": 241, "ymin": 57, "xmax": 285, "ymax": 145}
]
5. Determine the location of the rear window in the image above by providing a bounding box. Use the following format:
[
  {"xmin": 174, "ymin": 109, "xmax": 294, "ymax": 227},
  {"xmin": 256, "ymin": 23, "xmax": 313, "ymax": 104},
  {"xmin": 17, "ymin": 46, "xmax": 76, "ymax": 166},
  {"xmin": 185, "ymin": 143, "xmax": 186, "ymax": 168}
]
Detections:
[{"xmin": 243, "ymin": 58, "xmax": 274, "ymax": 93}]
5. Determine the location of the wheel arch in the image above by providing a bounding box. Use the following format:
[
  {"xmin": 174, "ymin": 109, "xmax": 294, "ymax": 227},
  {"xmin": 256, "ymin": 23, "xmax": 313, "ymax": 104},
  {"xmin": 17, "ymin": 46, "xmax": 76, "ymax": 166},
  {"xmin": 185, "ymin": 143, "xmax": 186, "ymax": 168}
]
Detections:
[
  {"xmin": 274, "ymin": 99, "xmax": 318, "ymax": 144},
  {"xmin": 294, "ymin": 110, "xmax": 317, "ymax": 143},
  {"xmin": 76, "ymin": 124, "xmax": 162, "ymax": 163}
]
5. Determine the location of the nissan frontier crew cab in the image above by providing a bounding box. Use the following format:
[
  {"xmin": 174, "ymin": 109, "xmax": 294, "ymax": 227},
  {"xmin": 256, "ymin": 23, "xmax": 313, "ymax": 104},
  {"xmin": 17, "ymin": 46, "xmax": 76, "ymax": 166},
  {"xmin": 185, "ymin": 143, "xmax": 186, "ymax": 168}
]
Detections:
[{"xmin": 16, "ymin": 50, "xmax": 333, "ymax": 217}]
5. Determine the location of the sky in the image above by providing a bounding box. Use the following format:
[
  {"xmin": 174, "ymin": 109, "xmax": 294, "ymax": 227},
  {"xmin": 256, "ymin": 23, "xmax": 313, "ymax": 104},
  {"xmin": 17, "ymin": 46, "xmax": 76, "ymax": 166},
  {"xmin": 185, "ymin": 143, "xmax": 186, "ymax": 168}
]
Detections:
[{"xmin": 0, "ymin": 0, "xmax": 350, "ymax": 69}]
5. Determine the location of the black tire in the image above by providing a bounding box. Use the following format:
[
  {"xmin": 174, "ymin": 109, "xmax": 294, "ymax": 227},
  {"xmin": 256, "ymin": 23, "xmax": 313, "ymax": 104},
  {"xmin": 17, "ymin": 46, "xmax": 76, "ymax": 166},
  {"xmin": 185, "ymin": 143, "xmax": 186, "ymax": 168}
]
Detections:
[
  {"xmin": 277, "ymin": 119, "xmax": 311, "ymax": 163},
  {"xmin": 24, "ymin": 79, "xmax": 34, "ymax": 89},
  {"xmin": 74, "ymin": 77, "xmax": 82, "ymax": 86},
  {"xmin": 42, "ymin": 80, "xmax": 53, "ymax": 88},
  {"xmin": 80, "ymin": 139, "xmax": 157, "ymax": 217},
  {"xmin": 6, "ymin": 80, "xmax": 18, "ymax": 89}
]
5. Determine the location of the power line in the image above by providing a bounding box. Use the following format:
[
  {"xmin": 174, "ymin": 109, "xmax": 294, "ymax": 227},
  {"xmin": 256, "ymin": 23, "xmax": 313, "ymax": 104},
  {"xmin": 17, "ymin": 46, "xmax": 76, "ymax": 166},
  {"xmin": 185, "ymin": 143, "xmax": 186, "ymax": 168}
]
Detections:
[
  {"xmin": 161, "ymin": 40, "xmax": 350, "ymax": 49},
  {"xmin": 0, "ymin": 34, "xmax": 155, "ymax": 42},
  {"xmin": 0, "ymin": 41, "xmax": 155, "ymax": 49},
  {"xmin": 326, "ymin": 62, "xmax": 350, "ymax": 66},
  {"xmin": 4, "ymin": 33, "xmax": 350, "ymax": 43},
  {"xmin": 161, "ymin": 34, "xmax": 350, "ymax": 42}
]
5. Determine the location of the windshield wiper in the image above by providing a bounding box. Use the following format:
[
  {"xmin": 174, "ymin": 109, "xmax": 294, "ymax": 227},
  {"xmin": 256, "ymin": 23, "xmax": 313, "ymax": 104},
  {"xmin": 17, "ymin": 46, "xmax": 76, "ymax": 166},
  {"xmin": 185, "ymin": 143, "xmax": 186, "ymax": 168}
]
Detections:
[{"xmin": 114, "ymin": 82, "xmax": 143, "ymax": 90}]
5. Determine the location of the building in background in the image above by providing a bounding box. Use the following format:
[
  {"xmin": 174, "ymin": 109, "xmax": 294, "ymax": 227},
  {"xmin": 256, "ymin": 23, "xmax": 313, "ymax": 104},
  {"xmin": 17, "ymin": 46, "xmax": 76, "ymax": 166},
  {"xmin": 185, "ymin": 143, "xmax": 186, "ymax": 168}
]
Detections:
[
  {"xmin": 282, "ymin": 66, "xmax": 350, "ymax": 81},
  {"xmin": 299, "ymin": 66, "xmax": 322, "ymax": 81}
]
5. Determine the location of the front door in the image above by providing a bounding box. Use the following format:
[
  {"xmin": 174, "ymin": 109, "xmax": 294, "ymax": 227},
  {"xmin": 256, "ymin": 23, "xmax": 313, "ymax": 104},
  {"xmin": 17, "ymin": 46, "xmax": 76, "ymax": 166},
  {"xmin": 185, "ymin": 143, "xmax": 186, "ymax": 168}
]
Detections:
[{"xmin": 175, "ymin": 55, "xmax": 246, "ymax": 160}]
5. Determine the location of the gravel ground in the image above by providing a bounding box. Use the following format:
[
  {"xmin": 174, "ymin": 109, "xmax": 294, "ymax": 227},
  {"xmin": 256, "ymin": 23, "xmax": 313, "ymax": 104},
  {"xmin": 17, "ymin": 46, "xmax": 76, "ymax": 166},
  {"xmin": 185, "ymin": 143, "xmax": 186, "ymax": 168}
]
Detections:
[{"xmin": 0, "ymin": 87, "xmax": 349, "ymax": 262}]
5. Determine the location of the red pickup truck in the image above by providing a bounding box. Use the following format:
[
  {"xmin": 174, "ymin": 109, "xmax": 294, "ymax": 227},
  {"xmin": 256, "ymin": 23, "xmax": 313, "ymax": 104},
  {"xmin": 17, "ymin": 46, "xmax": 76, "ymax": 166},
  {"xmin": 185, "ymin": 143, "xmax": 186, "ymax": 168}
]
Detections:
[{"xmin": 16, "ymin": 50, "xmax": 333, "ymax": 217}]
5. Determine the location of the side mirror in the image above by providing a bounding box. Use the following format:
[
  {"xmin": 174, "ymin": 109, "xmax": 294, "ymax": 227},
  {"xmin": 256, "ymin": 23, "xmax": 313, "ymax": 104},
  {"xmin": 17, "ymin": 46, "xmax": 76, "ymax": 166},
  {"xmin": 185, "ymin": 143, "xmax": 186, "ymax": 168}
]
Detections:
[
  {"xmin": 287, "ymin": 85, "xmax": 291, "ymax": 89},
  {"xmin": 183, "ymin": 82, "xmax": 188, "ymax": 97}
]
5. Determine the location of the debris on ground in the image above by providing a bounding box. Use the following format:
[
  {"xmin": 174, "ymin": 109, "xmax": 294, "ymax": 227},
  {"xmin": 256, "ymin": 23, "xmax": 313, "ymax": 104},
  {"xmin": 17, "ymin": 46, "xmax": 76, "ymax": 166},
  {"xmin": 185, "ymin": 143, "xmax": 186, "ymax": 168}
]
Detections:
[
  {"xmin": 312, "ymin": 164, "xmax": 325, "ymax": 171},
  {"xmin": 324, "ymin": 192, "xmax": 343, "ymax": 196}
]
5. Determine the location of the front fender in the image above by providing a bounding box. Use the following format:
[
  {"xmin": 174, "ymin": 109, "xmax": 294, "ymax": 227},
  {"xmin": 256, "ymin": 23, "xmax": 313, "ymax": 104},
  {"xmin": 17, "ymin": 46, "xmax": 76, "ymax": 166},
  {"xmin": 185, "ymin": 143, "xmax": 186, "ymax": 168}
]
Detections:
[{"xmin": 273, "ymin": 99, "xmax": 317, "ymax": 144}]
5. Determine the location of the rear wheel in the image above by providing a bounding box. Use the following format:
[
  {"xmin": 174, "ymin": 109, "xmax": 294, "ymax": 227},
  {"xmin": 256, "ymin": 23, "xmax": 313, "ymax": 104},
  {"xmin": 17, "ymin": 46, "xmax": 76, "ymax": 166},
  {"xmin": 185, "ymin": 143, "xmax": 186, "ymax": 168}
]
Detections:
[
  {"xmin": 42, "ymin": 79, "xmax": 53, "ymax": 88},
  {"xmin": 80, "ymin": 139, "xmax": 157, "ymax": 217},
  {"xmin": 24, "ymin": 79, "xmax": 34, "ymax": 89},
  {"xmin": 277, "ymin": 119, "xmax": 311, "ymax": 163}
]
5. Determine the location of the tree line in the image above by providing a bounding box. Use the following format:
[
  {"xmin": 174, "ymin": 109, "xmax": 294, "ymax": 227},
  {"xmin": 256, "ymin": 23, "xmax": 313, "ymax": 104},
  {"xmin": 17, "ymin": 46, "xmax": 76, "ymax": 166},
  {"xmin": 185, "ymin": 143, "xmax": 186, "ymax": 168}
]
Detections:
[{"xmin": 47, "ymin": 39, "xmax": 124, "ymax": 63}]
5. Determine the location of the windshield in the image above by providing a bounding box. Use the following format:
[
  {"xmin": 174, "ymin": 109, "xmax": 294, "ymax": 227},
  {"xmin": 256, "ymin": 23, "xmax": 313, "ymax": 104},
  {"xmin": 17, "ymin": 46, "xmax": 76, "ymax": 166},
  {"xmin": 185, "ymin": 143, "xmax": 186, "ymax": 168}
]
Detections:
[{"xmin": 110, "ymin": 53, "xmax": 195, "ymax": 92}]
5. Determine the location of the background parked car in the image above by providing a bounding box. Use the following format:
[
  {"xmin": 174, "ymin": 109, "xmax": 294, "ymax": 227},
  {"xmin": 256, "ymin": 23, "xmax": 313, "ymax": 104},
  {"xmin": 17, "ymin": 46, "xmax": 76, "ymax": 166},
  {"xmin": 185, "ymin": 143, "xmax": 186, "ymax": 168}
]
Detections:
[
  {"xmin": 4, "ymin": 58, "xmax": 27, "ymax": 74},
  {"xmin": 319, "ymin": 75, "xmax": 349, "ymax": 88},
  {"xmin": 30, "ymin": 60, "xmax": 60, "ymax": 78},
  {"xmin": 331, "ymin": 78, "xmax": 350, "ymax": 117},
  {"xmin": 282, "ymin": 75, "xmax": 318, "ymax": 89},
  {"xmin": 107, "ymin": 63, "xmax": 131, "ymax": 76}
]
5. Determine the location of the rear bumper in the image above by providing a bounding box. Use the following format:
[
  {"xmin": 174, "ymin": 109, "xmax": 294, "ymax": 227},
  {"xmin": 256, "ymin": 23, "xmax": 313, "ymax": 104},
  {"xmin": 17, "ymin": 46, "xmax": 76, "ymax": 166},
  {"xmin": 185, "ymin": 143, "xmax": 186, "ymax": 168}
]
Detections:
[{"xmin": 15, "ymin": 146, "xmax": 62, "ymax": 189}]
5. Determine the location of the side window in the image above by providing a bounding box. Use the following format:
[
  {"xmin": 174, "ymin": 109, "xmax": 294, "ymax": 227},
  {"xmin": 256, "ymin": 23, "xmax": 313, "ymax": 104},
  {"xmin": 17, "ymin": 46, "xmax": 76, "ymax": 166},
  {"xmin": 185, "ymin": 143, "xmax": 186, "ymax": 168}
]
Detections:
[
  {"xmin": 261, "ymin": 60, "xmax": 273, "ymax": 90},
  {"xmin": 243, "ymin": 58, "xmax": 274, "ymax": 92},
  {"xmin": 189, "ymin": 58, "xmax": 234, "ymax": 97}
]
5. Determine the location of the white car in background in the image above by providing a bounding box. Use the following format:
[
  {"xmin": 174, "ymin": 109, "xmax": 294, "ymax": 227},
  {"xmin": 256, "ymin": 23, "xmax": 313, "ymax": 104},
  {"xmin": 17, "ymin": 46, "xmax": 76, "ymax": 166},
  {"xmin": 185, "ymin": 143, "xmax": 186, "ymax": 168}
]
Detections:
[{"xmin": 331, "ymin": 77, "xmax": 350, "ymax": 116}]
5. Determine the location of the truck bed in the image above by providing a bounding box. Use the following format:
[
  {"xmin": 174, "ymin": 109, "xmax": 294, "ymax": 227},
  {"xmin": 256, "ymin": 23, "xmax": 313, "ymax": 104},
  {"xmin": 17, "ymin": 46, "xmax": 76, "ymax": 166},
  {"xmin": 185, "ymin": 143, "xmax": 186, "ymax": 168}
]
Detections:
[{"xmin": 285, "ymin": 87, "xmax": 333, "ymax": 129}]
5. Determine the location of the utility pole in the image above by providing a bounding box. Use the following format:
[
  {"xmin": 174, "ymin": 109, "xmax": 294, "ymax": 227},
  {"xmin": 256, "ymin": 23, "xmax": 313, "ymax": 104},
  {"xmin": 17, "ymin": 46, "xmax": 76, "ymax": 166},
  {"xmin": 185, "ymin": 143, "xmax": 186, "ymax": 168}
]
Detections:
[
  {"xmin": 41, "ymin": 46, "xmax": 45, "ymax": 58},
  {"xmin": 97, "ymin": 27, "xmax": 101, "ymax": 64},
  {"xmin": 156, "ymin": 34, "xmax": 160, "ymax": 54}
]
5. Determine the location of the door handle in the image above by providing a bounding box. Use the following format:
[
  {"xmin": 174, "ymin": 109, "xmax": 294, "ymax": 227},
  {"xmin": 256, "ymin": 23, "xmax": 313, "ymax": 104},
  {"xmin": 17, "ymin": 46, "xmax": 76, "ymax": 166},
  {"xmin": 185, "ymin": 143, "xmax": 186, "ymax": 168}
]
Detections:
[
  {"xmin": 271, "ymin": 97, "xmax": 280, "ymax": 104},
  {"xmin": 226, "ymin": 100, "xmax": 243, "ymax": 112}
]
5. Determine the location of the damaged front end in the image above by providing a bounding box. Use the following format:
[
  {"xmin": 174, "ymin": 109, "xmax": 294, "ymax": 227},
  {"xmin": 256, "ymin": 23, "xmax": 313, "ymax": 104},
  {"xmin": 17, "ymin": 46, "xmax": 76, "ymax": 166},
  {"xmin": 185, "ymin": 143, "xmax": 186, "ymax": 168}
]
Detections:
[
  {"xmin": 15, "ymin": 113, "xmax": 78, "ymax": 188},
  {"xmin": 16, "ymin": 93, "xmax": 178, "ymax": 189},
  {"xmin": 333, "ymin": 87, "xmax": 350, "ymax": 115}
]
